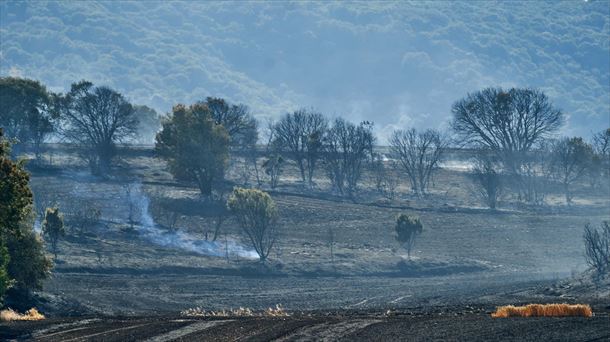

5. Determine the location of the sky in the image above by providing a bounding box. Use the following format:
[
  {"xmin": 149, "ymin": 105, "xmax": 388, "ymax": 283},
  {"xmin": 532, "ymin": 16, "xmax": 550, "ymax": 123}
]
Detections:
[{"xmin": 1, "ymin": 1, "xmax": 608, "ymax": 143}]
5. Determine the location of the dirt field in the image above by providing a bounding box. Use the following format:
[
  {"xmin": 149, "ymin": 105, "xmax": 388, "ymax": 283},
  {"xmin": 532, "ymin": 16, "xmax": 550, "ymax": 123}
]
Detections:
[
  {"xmin": 3, "ymin": 308, "xmax": 609, "ymax": 341},
  {"xmin": 5, "ymin": 145, "xmax": 608, "ymax": 340}
]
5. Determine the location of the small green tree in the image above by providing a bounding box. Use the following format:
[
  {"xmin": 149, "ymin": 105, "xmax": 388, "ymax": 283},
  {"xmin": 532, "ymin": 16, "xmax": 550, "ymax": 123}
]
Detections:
[
  {"xmin": 0, "ymin": 77, "xmax": 59, "ymax": 159},
  {"xmin": 155, "ymin": 103, "xmax": 230, "ymax": 196},
  {"xmin": 42, "ymin": 207, "xmax": 65, "ymax": 259},
  {"xmin": 227, "ymin": 188, "xmax": 279, "ymax": 262},
  {"xmin": 395, "ymin": 214, "xmax": 423, "ymax": 259}
]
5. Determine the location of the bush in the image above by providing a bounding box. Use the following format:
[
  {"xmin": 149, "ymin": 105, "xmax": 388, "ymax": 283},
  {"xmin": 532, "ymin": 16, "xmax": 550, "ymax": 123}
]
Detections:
[
  {"xmin": 227, "ymin": 187, "xmax": 278, "ymax": 262},
  {"xmin": 42, "ymin": 207, "xmax": 65, "ymax": 259},
  {"xmin": 64, "ymin": 199, "xmax": 101, "ymax": 234},
  {"xmin": 395, "ymin": 214, "xmax": 423, "ymax": 258},
  {"xmin": 583, "ymin": 221, "xmax": 610, "ymax": 278},
  {"xmin": 6, "ymin": 228, "xmax": 52, "ymax": 291}
]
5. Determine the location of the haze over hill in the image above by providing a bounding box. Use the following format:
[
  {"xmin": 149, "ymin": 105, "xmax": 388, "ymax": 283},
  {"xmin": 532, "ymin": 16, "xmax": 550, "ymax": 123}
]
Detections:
[{"xmin": 1, "ymin": 1, "xmax": 608, "ymax": 142}]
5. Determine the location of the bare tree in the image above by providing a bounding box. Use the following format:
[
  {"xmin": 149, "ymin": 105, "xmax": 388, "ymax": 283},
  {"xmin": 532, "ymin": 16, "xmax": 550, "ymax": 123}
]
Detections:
[
  {"xmin": 323, "ymin": 119, "xmax": 374, "ymax": 197},
  {"xmin": 150, "ymin": 199, "xmax": 181, "ymax": 231},
  {"xmin": 550, "ymin": 137, "xmax": 593, "ymax": 205},
  {"xmin": 262, "ymin": 154, "xmax": 283, "ymax": 189},
  {"xmin": 592, "ymin": 128, "xmax": 610, "ymax": 178},
  {"xmin": 60, "ymin": 81, "xmax": 138, "ymax": 175},
  {"xmin": 583, "ymin": 221, "xmax": 610, "ymax": 278},
  {"xmin": 511, "ymin": 143, "xmax": 554, "ymax": 206},
  {"xmin": 451, "ymin": 87, "xmax": 563, "ymax": 175},
  {"xmin": 203, "ymin": 97, "xmax": 257, "ymax": 149},
  {"xmin": 592, "ymin": 128, "xmax": 610, "ymax": 158},
  {"xmin": 371, "ymin": 153, "xmax": 400, "ymax": 200},
  {"xmin": 469, "ymin": 151, "xmax": 503, "ymax": 209},
  {"xmin": 272, "ymin": 109, "xmax": 327, "ymax": 186},
  {"xmin": 390, "ymin": 128, "xmax": 446, "ymax": 196}
]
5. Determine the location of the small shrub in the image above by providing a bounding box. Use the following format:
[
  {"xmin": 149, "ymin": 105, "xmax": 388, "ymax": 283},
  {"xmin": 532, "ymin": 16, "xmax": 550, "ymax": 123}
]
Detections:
[
  {"xmin": 395, "ymin": 214, "xmax": 423, "ymax": 258},
  {"xmin": 583, "ymin": 221, "xmax": 610, "ymax": 278},
  {"xmin": 42, "ymin": 207, "xmax": 65, "ymax": 259},
  {"xmin": 491, "ymin": 304, "xmax": 592, "ymax": 318},
  {"xmin": 64, "ymin": 199, "xmax": 101, "ymax": 234},
  {"xmin": 227, "ymin": 187, "xmax": 278, "ymax": 262},
  {"xmin": 0, "ymin": 308, "xmax": 45, "ymax": 321},
  {"xmin": 6, "ymin": 229, "xmax": 52, "ymax": 291}
]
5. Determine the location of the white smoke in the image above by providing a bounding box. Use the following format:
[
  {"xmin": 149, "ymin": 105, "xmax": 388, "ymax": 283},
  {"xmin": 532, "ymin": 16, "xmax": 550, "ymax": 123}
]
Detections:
[
  {"xmin": 33, "ymin": 218, "xmax": 42, "ymax": 234},
  {"xmin": 127, "ymin": 182, "xmax": 259, "ymax": 260}
]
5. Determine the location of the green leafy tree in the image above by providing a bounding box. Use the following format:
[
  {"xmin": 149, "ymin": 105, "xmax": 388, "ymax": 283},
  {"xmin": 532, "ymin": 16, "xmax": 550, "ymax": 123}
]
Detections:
[
  {"xmin": 395, "ymin": 214, "xmax": 423, "ymax": 259},
  {"xmin": 60, "ymin": 80, "xmax": 138, "ymax": 175},
  {"xmin": 227, "ymin": 187, "xmax": 279, "ymax": 262},
  {"xmin": 0, "ymin": 129, "xmax": 51, "ymax": 301},
  {"xmin": 0, "ymin": 77, "xmax": 58, "ymax": 158},
  {"xmin": 155, "ymin": 103, "xmax": 230, "ymax": 196},
  {"xmin": 6, "ymin": 227, "xmax": 52, "ymax": 291},
  {"xmin": 42, "ymin": 207, "xmax": 65, "ymax": 259}
]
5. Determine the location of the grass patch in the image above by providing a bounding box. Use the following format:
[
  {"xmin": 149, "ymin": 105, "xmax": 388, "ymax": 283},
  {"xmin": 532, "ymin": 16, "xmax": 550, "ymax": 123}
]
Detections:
[
  {"xmin": 491, "ymin": 304, "xmax": 592, "ymax": 318},
  {"xmin": 0, "ymin": 308, "xmax": 45, "ymax": 321}
]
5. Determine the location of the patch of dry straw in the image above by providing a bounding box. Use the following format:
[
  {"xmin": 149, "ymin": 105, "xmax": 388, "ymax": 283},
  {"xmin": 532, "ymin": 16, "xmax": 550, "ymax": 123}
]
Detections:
[
  {"xmin": 491, "ymin": 304, "xmax": 592, "ymax": 318},
  {"xmin": 0, "ymin": 308, "xmax": 45, "ymax": 321},
  {"xmin": 181, "ymin": 304, "xmax": 289, "ymax": 317}
]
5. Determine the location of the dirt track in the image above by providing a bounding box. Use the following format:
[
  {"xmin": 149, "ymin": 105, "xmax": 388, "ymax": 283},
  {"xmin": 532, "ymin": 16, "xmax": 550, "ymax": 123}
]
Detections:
[{"xmin": 3, "ymin": 310, "xmax": 609, "ymax": 341}]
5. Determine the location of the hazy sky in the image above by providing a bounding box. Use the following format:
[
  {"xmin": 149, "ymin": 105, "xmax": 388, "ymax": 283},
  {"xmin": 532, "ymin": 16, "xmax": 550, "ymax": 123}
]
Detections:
[{"xmin": 1, "ymin": 1, "xmax": 608, "ymax": 143}]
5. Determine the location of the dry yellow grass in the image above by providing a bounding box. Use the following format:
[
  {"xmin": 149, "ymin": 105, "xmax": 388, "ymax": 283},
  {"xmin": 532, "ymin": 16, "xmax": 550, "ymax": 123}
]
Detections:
[
  {"xmin": 491, "ymin": 304, "xmax": 592, "ymax": 318},
  {"xmin": 0, "ymin": 308, "xmax": 45, "ymax": 321},
  {"xmin": 181, "ymin": 304, "xmax": 289, "ymax": 317}
]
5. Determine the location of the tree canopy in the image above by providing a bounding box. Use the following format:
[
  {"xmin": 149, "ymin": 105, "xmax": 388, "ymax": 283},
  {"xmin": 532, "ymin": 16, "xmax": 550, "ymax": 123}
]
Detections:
[
  {"xmin": 0, "ymin": 77, "xmax": 58, "ymax": 157},
  {"xmin": 155, "ymin": 103, "xmax": 230, "ymax": 196},
  {"xmin": 452, "ymin": 87, "xmax": 564, "ymax": 172},
  {"xmin": 60, "ymin": 80, "xmax": 138, "ymax": 174},
  {"xmin": 227, "ymin": 187, "xmax": 278, "ymax": 262}
]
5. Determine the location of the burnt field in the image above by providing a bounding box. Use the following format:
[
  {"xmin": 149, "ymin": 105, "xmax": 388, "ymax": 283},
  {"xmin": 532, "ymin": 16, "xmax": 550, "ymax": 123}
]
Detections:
[
  {"xmin": 3, "ymin": 308, "xmax": 610, "ymax": 341},
  {"xmin": 4, "ymin": 145, "xmax": 610, "ymax": 340}
]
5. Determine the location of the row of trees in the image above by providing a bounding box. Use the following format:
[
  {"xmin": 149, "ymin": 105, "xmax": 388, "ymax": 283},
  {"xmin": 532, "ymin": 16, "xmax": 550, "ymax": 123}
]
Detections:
[
  {"xmin": 2, "ymin": 77, "xmax": 608, "ymax": 207},
  {"xmin": 454, "ymin": 88, "xmax": 609, "ymax": 207},
  {"xmin": 0, "ymin": 77, "xmax": 161, "ymax": 173}
]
